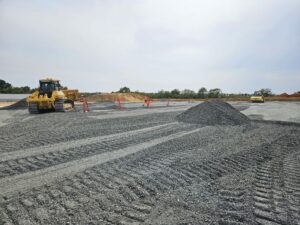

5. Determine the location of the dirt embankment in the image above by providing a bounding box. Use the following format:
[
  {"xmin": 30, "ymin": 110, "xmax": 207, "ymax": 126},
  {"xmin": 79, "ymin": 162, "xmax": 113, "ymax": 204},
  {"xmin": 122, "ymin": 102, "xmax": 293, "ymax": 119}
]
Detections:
[
  {"xmin": 0, "ymin": 102, "xmax": 15, "ymax": 108},
  {"xmin": 86, "ymin": 93, "xmax": 145, "ymax": 103}
]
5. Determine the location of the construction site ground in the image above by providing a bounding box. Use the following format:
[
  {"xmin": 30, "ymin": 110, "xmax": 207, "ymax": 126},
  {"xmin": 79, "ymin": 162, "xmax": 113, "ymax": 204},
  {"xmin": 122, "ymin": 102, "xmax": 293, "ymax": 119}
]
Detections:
[{"xmin": 0, "ymin": 101, "xmax": 299, "ymax": 225}]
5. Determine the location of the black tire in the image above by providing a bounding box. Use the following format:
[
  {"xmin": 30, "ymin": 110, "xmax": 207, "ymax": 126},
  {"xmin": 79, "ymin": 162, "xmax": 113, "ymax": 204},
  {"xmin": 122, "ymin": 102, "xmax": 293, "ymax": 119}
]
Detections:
[
  {"xmin": 54, "ymin": 99, "xmax": 74, "ymax": 112},
  {"xmin": 28, "ymin": 103, "xmax": 39, "ymax": 114}
]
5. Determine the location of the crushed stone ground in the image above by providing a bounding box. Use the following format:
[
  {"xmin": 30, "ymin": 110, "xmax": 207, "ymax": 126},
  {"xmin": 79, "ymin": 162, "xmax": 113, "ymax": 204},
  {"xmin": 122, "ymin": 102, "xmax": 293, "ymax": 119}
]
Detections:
[{"xmin": 0, "ymin": 104, "xmax": 299, "ymax": 225}]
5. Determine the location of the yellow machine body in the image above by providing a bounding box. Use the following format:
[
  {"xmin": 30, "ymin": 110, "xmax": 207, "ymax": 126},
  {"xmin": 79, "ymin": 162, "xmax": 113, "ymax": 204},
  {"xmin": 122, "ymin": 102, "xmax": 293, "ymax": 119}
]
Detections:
[
  {"xmin": 250, "ymin": 96, "xmax": 265, "ymax": 103},
  {"xmin": 26, "ymin": 77, "xmax": 78, "ymax": 113}
]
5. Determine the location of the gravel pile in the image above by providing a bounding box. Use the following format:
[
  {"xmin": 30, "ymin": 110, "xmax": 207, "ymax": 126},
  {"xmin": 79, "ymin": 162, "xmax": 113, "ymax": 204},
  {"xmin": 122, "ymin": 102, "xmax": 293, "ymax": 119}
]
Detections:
[
  {"xmin": 177, "ymin": 100, "xmax": 250, "ymax": 125},
  {"xmin": 0, "ymin": 98, "xmax": 27, "ymax": 110}
]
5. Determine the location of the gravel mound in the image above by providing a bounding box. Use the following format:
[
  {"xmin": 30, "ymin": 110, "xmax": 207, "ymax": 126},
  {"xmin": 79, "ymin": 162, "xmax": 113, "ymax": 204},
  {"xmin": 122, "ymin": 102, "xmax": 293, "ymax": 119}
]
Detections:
[
  {"xmin": 177, "ymin": 100, "xmax": 250, "ymax": 125},
  {"xmin": 0, "ymin": 98, "xmax": 27, "ymax": 110}
]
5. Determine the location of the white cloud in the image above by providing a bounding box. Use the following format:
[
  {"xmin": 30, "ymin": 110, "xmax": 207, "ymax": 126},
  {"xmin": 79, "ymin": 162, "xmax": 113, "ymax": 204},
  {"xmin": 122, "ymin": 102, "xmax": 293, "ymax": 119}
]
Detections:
[{"xmin": 0, "ymin": 0, "xmax": 299, "ymax": 93}]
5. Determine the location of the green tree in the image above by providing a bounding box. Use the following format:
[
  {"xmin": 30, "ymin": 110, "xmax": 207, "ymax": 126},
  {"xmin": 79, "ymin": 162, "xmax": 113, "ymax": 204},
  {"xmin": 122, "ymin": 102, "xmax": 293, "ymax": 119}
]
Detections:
[
  {"xmin": 197, "ymin": 87, "xmax": 207, "ymax": 98},
  {"xmin": 22, "ymin": 86, "xmax": 31, "ymax": 93},
  {"xmin": 181, "ymin": 89, "xmax": 196, "ymax": 98},
  {"xmin": 171, "ymin": 89, "xmax": 180, "ymax": 96},
  {"xmin": 0, "ymin": 79, "xmax": 33, "ymax": 93},
  {"xmin": 0, "ymin": 79, "xmax": 12, "ymax": 90},
  {"xmin": 119, "ymin": 86, "xmax": 131, "ymax": 93},
  {"xmin": 254, "ymin": 88, "xmax": 273, "ymax": 97},
  {"xmin": 208, "ymin": 88, "xmax": 222, "ymax": 98}
]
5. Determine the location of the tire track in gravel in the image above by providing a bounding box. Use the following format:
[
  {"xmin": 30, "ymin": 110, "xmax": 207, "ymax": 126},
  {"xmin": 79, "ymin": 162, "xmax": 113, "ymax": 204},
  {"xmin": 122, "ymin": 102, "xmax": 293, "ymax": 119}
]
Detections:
[
  {"xmin": 193, "ymin": 128, "xmax": 300, "ymax": 225},
  {"xmin": 0, "ymin": 122, "xmax": 177, "ymax": 162},
  {"xmin": 251, "ymin": 133, "xmax": 300, "ymax": 225},
  {"xmin": 218, "ymin": 187, "xmax": 250, "ymax": 225},
  {"xmin": 1, "ymin": 126, "xmax": 300, "ymax": 225},
  {"xmin": 60, "ymin": 129, "xmax": 298, "ymax": 224},
  {"xmin": 284, "ymin": 153, "xmax": 300, "ymax": 223},
  {"xmin": 0, "ymin": 127, "xmax": 202, "ymax": 198},
  {"xmin": 253, "ymin": 161, "xmax": 287, "ymax": 225},
  {"xmin": 0, "ymin": 111, "xmax": 179, "ymax": 153},
  {"xmin": 215, "ymin": 131, "xmax": 300, "ymax": 225},
  {"xmin": 252, "ymin": 151, "xmax": 300, "ymax": 225},
  {"xmin": 0, "ymin": 123, "xmax": 196, "ymax": 179}
]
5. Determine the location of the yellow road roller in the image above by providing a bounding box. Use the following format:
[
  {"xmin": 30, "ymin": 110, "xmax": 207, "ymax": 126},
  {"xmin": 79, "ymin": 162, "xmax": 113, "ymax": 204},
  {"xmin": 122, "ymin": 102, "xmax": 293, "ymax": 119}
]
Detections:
[{"xmin": 250, "ymin": 95, "xmax": 265, "ymax": 103}]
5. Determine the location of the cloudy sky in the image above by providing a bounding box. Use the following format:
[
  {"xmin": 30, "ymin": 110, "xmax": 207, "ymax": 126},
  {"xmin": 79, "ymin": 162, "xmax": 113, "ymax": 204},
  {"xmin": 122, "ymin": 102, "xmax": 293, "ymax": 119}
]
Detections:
[{"xmin": 1, "ymin": 0, "xmax": 299, "ymax": 93}]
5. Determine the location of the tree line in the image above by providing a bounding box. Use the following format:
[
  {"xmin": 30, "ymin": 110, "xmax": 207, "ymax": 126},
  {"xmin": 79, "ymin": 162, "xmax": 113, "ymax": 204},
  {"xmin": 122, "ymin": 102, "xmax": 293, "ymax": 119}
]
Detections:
[
  {"xmin": 0, "ymin": 79, "xmax": 69, "ymax": 94},
  {"xmin": 0, "ymin": 79, "xmax": 34, "ymax": 94},
  {"xmin": 118, "ymin": 87, "xmax": 274, "ymax": 99},
  {"xmin": 0, "ymin": 79, "xmax": 274, "ymax": 98}
]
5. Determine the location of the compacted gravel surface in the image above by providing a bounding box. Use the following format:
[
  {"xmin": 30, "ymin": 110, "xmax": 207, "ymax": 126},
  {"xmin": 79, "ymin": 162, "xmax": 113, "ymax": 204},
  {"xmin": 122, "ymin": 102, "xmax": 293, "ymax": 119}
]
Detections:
[{"xmin": 0, "ymin": 103, "xmax": 299, "ymax": 225}]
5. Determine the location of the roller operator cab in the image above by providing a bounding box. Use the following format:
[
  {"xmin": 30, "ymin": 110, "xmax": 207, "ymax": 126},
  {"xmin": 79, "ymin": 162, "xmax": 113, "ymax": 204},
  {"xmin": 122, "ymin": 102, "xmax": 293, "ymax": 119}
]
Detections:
[{"xmin": 26, "ymin": 77, "xmax": 78, "ymax": 114}]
